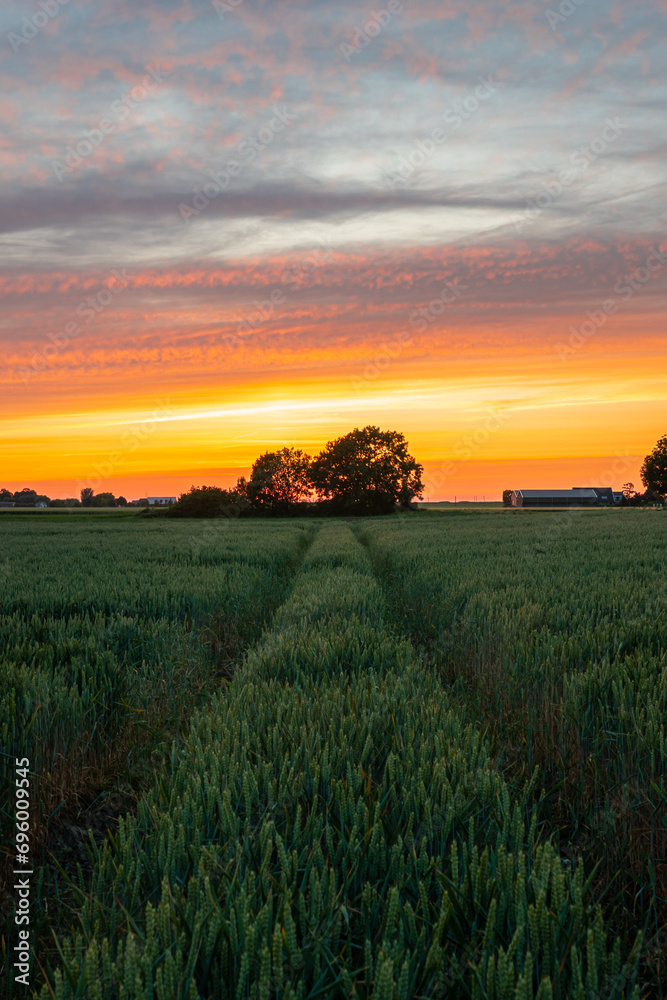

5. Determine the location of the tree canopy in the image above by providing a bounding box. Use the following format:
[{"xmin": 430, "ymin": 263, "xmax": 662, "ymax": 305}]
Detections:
[
  {"xmin": 167, "ymin": 484, "xmax": 248, "ymax": 518},
  {"xmin": 3, "ymin": 427, "xmax": 424, "ymax": 516},
  {"xmin": 620, "ymin": 482, "xmax": 662, "ymax": 507},
  {"xmin": 309, "ymin": 425, "xmax": 423, "ymax": 514},
  {"xmin": 91, "ymin": 492, "xmax": 118, "ymax": 507},
  {"xmin": 247, "ymin": 447, "xmax": 311, "ymax": 511},
  {"xmin": 641, "ymin": 434, "xmax": 667, "ymax": 497},
  {"xmin": 9, "ymin": 488, "xmax": 50, "ymax": 506}
]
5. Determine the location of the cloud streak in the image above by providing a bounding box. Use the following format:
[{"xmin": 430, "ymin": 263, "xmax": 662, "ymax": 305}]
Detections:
[{"xmin": 1, "ymin": 0, "xmax": 666, "ymax": 495}]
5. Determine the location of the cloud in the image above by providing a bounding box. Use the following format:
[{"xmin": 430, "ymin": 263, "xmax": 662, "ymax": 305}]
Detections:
[{"xmin": 1, "ymin": 0, "xmax": 667, "ymax": 488}]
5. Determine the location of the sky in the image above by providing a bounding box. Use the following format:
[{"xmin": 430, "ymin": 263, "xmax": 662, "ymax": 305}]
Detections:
[{"xmin": 1, "ymin": 0, "xmax": 665, "ymax": 500}]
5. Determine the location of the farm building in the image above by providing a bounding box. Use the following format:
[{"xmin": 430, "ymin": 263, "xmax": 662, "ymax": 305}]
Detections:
[
  {"xmin": 147, "ymin": 496, "xmax": 176, "ymax": 506},
  {"xmin": 512, "ymin": 487, "xmax": 617, "ymax": 508},
  {"xmin": 572, "ymin": 487, "xmax": 615, "ymax": 504}
]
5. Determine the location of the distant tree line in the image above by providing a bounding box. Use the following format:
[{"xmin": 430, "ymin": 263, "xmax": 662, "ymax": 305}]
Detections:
[
  {"xmin": 0, "ymin": 488, "xmax": 52, "ymax": 506},
  {"xmin": 10, "ymin": 433, "xmax": 665, "ymax": 516},
  {"xmin": 167, "ymin": 426, "xmax": 424, "ymax": 518},
  {"xmin": 79, "ymin": 488, "xmax": 128, "ymax": 507},
  {"xmin": 0, "ymin": 487, "xmax": 128, "ymax": 507}
]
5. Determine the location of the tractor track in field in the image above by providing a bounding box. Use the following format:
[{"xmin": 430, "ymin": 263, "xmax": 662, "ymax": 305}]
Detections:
[{"xmin": 3, "ymin": 521, "xmax": 323, "ymax": 998}]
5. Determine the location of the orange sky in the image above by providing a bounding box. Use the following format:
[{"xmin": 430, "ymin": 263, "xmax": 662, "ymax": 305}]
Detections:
[
  {"xmin": 2, "ymin": 325, "xmax": 662, "ymax": 498},
  {"xmin": 2, "ymin": 2, "xmax": 666, "ymax": 500}
]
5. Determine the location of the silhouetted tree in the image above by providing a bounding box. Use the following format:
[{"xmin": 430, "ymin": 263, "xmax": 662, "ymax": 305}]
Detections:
[
  {"xmin": 13, "ymin": 489, "xmax": 49, "ymax": 506},
  {"xmin": 91, "ymin": 492, "xmax": 117, "ymax": 507},
  {"xmin": 640, "ymin": 488, "xmax": 663, "ymax": 505},
  {"xmin": 641, "ymin": 435, "xmax": 667, "ymax": 497},
  {"xmin": 621, "ymin": 483, "xmax": 641, "ymax": 507},
  {"xmin": 80, "ymin": 487, "xmax": 94, "ymax": 507},
  {"xmin": 309, "ymin": 426, "xmax": 423, "ymax": 514},
  {"xmin": 502, "ymin": 489, "xmax": 514, "ymax": 507},
  {"xmin": 247, "ymin": 448, "xmax": 312, "ymax": 512},
  {"xmin": 167, "ymin": 485, "xmax": 249, "ymax": 518}
]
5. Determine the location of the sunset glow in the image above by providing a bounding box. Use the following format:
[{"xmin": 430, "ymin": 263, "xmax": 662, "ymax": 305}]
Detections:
[{"xmin": 2, "ymin": 1, "xmax": 665, "ymax": 499}]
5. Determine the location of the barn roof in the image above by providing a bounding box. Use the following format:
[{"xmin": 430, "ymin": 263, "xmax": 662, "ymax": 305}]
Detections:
[{"xmin": 516, "ymin": 489, "xmax": 597, "ymax": 498}]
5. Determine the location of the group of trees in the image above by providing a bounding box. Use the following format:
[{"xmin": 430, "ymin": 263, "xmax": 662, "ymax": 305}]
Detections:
[
  {"xmin": 620, "ymin": 483, "xmax": 663, "ymax": 506},
  {"xmin": 7, "ymin": 433, "xmax": 665, "ymax": 517},
  {"xmin": 0, "ymin": 487, "xmax": 52, "ymax": 506},
  {"xmin": 168, "ymin": 426, "xmax": 424, "ymax": 518},
  {"xmin": 79, "ymin": 488, "xmax": 128, "ymax": 507},
  {"xmin": 0, "ymin": 488, "xmax": 128, "ymax": 507}
]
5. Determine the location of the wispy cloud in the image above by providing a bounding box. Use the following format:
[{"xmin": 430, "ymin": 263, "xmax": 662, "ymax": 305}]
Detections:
[{"xmin": 1, "ymin": 0, "xmax": 666, "ymax": 495}]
